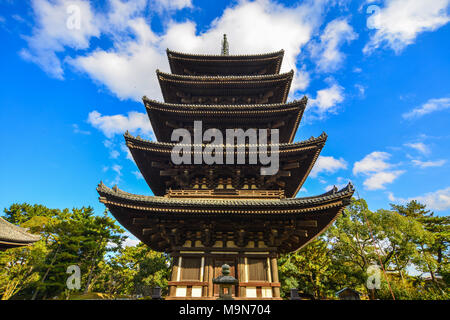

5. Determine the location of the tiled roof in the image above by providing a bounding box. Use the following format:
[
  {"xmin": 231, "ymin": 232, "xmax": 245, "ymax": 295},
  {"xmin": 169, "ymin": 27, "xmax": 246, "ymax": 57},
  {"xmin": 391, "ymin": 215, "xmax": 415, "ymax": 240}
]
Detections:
[
  {"xmin": 97, "ymin": 182, "xmax": 354, "ymax": 209},
  {"xmin": 0, "ymin": 217, "xmax": 40, "ymax": 245},
  {"xmin": 124, "ymin": 130, "xmax": 327, "ymax": 150},
  {"xmin": 143, "ymin": 95, "xmax": 307, "ymax": 111},
  {"xmin": 157, "ymin": 69, "xmax": 294, "ymax": 81},
  {"xmin": 166, "ymin": 48, "xmax": 285, "ymax": 59}
]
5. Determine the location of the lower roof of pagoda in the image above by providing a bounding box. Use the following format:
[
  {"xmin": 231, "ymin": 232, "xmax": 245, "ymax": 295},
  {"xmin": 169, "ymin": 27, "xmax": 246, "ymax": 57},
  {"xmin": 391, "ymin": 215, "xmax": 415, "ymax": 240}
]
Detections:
[
  {"xmin": 125, "ymin": 132, "xmax": 327, "ymax": 197},
  {"xmin": 97, "ymin": 182, "xmax": 354, "ymax": 253},
  {"xmin": 156, "ymin": 70, "xmax": 293, "ymax": 105},
  {"xmin": 166, "ymin": 49, "xmax": 284, "ymax": 76},
  {"xmin": 143, "ymin": 96, "xmax": 307, "ymax": 143}
]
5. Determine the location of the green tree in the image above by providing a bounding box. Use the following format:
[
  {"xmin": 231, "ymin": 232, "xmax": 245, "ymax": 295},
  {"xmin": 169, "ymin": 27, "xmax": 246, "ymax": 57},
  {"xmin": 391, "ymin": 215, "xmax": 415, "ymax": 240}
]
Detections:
[
  {"xmin": 279, "ymin": 238, "xmax": 334, "ymax": 299},
  {"xmin": 2, "ymin": 203, "xmax": 125, "ymax": 299},
  {"xmin": 325, "ymin": 198, "xmax": 436, "ymax": 299},
  {"xmin": 93, "ymin": 243, "xmax": 171, "ymax": 297},
  {"xmin": 391, "ymin": 200, "xmax": 449, "ymax": 292},
  {"xmin": 0, "ymin": 241, "xmax": 48, "ymax": 300}
]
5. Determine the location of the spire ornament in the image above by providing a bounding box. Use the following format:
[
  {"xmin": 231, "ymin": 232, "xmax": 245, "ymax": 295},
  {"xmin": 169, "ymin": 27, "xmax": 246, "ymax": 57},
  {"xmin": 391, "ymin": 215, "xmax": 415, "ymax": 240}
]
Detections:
[{"xmin": 221, "ymin": 34, "xmax": 229, "ymax": 56}]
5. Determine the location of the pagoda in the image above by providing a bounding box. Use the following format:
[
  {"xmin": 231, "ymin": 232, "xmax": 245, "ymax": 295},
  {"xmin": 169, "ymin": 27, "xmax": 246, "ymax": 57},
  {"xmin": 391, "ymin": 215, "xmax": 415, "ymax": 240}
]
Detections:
[{"xmin": 97, "ymin": 35, "xmax": 354, "ymax": 300}]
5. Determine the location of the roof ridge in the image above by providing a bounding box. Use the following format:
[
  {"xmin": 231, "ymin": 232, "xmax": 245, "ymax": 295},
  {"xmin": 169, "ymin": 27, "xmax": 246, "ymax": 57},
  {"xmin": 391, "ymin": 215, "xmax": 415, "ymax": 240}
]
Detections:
[
  {"xmin": 97, "ymin": 182, "xmax": 354, "ymax": 205},
  {"xmin": 142, "ymin": 96, "xmax": 307, "ymax": 109},
  {"xmin": 156, "ymin": 69, "xmax": 294, "ymax": 80},
  {"xmin": 166, "ymin": 48, "xmax": 285, "ymax": 58},
  {"xmin": 124, "ymin": 131, "xmax": 327, "ymax": 147}
]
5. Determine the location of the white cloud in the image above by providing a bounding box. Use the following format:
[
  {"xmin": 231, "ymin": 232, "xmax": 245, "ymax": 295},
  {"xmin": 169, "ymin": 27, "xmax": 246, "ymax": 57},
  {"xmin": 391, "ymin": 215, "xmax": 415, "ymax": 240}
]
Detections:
[
  {"xmin": 153, "ymin": 0, "xmax": 192, "ymax": 12},
  {"xmin": 310, "ymin": 156, "xmax": 347, "ymax": 178},
  {"xmin": 325, "ymin": 177, "xmax": 350, "ymax": 191},
  {"xmin": 355, "ymin": 84, "xmax": 366, "ymax": 97},
  {"xmin": 122, "ymin": 231, "xmax": 140, "ymax": 247},
  {"xmin": 70, "ymin": 18, "xmax": 168, "ymax": 101},
  {"xmin": 23, "ymin": 0, "xmax": 331, "ymax": 101},
  {"xmin": 110, "ymin": 150, "xmax": 120, "ymax": 159},
  {"xmin": 87, "ymin": 110, "xmax": 153, "ymax": 138},
  {"xmin": 121, "ymin": 142, "xmax": 134, "ymax": 161},
  {"xmin": 72, "ymin": 123, "xmax": 91, "ymax": 135},
  {"xmin": 110, "ymin": 164, "xmax": 122, "ymax": 185},
  {"xmin": 412, "ymin": 187, "xmax": 450, "ymax": 211},
  {"xmin": 412, "ymin": 159, "xmax": 446, "ymax": 168},
  {"xmin": 132, "ymin": 171, "xmax": 144, "ymax": 180},
  {"xmin": 20, "ymin": 0, "xmax": 101, "ymax": 78},
  {"xmin": 325, "ymin": 183, "xmax": 346, "ymax": 191},
  {"xmin": 364, "ymin": 0, "xmax": 450, "ymax": 54},
  {"xmin": 308, "ymin": 82, "xmax": 345, "ymax": 117},
  {"xmin": 404, "ymin": 142, "xmax": 430, "ymax": 155},
  {"xmin": 353, "ymin": 151, "xmax": 403, "ymax": 190},
  {"xmin": 363, "ymin": 170, "xmax": 404, "ymax": 190},
  {"xmin": 387, "ymin": 191, "xmax": 396, "ymax": 202},
  {"xmin": 291, "ymin": 67, "xmax": 310, "ymax": 93},
  {"xmin": 389, "ymin": 187, "xmax": 450, "ymax": 211},
  {"xmin": 309, "ymin": 17, "xmax": 357, "ymax": 72},
  {"xmin": 402, "ymin": 97, "xmax": 450, "ymax": 119},
  {"xmin": 104, "ymin": 0, "xmax": 149, "ymax": 31},
  {"xmin": 353, "ymin": 151, "xmax": 392, "ymax": 175}
]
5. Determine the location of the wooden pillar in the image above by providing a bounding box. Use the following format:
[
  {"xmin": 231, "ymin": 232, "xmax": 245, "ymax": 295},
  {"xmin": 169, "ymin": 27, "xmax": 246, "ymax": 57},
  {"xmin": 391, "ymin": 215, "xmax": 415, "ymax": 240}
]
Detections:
[
  {"xmin": 238, "ymin": 256, "xmax": 246, "ymax": 297},
  {"xmin": 206, "ymin": 257, "xmax": 214, "ymax": 297},
  {"xmin": 169, "ymin": 256, "xmax": 179, "ymax": 297},
  {"xmin": 270, "ymin": 256, "xmax": 280, "ymax": 298},
  {"xmin": 202, "ymin": 257, "xmax": 208, "ymax": 297}
]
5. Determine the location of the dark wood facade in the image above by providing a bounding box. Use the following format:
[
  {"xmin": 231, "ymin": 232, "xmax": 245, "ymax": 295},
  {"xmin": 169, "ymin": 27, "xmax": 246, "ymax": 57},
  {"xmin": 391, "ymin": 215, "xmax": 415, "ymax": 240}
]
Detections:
[
  {"xmin": 97, "ymin": 41, "xmax": 354, "ymax": 299},
  {"xmin": 167, "ymin": 49, "xmax": 284, "ymax": 76},
  {"xmin": 143, "ymin": 97, "xmax": 307, "ymax": 143},
  {"xmin": 157, "ymin": 70, "xmax": 293, "ymax": 105}
]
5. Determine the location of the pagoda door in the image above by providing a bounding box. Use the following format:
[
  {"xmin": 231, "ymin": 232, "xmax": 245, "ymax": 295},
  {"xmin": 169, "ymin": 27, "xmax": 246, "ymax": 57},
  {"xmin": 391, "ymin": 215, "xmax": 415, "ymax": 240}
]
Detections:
[{"xmin": 213, "ymin": 258, "xmax": 237, "ymax": 297}]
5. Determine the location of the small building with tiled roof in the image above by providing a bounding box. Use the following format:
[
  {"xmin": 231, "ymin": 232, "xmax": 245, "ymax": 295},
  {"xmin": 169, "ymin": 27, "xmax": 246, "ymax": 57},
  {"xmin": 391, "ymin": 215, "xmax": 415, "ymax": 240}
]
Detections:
[{"xmin": 0, "ymin": 217, "xmax": 40, "ymax": 251}]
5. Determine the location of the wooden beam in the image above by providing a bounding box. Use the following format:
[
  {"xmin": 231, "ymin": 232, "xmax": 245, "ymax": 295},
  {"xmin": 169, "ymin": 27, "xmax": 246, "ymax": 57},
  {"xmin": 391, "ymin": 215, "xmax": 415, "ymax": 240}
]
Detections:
[
  {"xmin": 151, "ymin": 161, "xmax": 165, "ymax": 168},
  {"xmin": 272, "ymin": 120, "xmax": 285, "ymax": 129},
  {"xmin": 160, "ymin": 169, "xmax": 179, "ymax": 176},
  {"xmin": 275, "ymin": 181, "xmax": 286, "ymax": 187},
  {"xmin": 297, "ymin": 220, "xmax": 318, "ymax": 227},
  {"xmin": 165, "ymin": 121, "xmax": 178, "ymax": 129},
  {"xmin": 282, "ymin": 162, "xmax": 300, "ymax": 170},
  {"xmin": 142, "ymin": 228, "xmax": 155, "ymax": 236},
  {"xmin": 277, "ymin": 170, "xmax": 291, "ymax": 177},
  {"xmin": 295, "ymin": 230, "xmax": 308, "ymax": 237},
  {"xmin": 132, "ymin": 218, "xmax": 149, "ymax": 225}
]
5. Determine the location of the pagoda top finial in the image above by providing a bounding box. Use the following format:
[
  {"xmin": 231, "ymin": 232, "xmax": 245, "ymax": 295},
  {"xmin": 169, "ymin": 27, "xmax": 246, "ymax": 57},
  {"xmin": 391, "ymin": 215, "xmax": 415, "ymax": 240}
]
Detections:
[{"xmin": 221, "ymin": 34, "xmax": 229, "ymax": 56}]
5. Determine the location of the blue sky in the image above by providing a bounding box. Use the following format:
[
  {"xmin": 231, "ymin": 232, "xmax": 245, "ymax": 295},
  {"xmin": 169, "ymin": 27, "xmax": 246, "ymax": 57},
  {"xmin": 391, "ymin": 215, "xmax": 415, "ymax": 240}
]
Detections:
[{"xmin": 1, "ymin": 0, "xmax": 449, "ymax": 233}]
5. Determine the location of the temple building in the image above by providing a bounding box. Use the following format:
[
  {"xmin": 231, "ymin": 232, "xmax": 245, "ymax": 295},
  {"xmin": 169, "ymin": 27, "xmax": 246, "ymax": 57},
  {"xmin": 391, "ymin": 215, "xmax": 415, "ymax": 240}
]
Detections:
[
  {"xmin": 97, "ymin": 36, "xmax": 354, "ymax": 299},
  {"xmin": 0, "ymin": 217, "xmax": 40, "ymax": 251}
]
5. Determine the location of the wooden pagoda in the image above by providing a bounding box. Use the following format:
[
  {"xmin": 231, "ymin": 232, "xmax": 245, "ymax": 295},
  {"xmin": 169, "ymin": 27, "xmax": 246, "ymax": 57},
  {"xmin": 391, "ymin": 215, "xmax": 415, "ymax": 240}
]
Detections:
[{"xmin": 97, "ymin": 36, "xmax": 354, "ymax": 299}]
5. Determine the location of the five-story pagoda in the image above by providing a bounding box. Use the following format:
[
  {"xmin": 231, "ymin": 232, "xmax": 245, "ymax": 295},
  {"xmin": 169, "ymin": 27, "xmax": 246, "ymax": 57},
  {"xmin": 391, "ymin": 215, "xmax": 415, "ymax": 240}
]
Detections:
[{"xmin": 97, "ymin": 35, "xmax": 354, "ymax": 300}]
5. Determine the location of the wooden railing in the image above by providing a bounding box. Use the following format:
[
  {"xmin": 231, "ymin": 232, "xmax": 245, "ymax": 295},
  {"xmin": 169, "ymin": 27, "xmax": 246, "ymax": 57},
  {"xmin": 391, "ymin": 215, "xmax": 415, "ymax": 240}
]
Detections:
[{"xmin": 166, "ymin": 189, "xmax": 284, "ymax": 199}]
